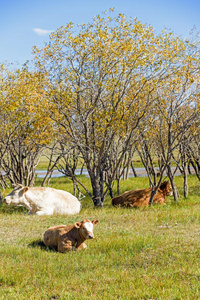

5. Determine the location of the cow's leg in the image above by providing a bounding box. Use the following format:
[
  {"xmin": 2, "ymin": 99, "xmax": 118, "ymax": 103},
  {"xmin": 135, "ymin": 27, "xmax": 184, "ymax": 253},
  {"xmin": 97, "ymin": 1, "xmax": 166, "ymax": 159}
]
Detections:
[
  {"xmin": 35, "ymin": 210, "xmax": 47, "ymax": 215},
  {"xmin": 76, "ymin": 243, "xmax": 87, "ymax": 250},
  {"xmin": 58, "ymin": 240, "xmax": 73, "ymax": 252},
  {"xmin": 35, "ymin": 211, "xmax": 45, "ymax": 215},
  {"xmin": 36, "ymin": 209, "xmax": 53, "ymax": 215}
]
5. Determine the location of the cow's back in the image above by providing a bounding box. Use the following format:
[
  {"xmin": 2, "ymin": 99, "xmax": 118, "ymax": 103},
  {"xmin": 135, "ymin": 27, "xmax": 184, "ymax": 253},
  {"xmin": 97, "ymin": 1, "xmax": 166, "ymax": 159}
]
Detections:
[
  {"xmin": 45, "ymin": 188, "xmax": 81, "ymax": 214},
  {"xmin": 112, "ymin": 185, "xmax": 169, "ymax": 207},
  {"xmin": 112, "ymin": 188, "xmax": 152, "ymax": 207},
  {"xmin": 44, "ymin": 225, "xmax": 73, "ymax": 248},
  {"xmin": 26, "ymin": 187, "xmax": 81, "ymax": 214}
]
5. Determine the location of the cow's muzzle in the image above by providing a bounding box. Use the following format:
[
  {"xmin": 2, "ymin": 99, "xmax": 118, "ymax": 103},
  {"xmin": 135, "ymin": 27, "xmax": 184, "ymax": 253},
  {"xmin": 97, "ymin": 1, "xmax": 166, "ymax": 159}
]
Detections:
[
  {"xmin": 4, "ymin": 198, "xmax": 9, "ymax": 204},
  {"xmin": 87, "ymin": 233, "xmax": 94, "ymax": 239}
]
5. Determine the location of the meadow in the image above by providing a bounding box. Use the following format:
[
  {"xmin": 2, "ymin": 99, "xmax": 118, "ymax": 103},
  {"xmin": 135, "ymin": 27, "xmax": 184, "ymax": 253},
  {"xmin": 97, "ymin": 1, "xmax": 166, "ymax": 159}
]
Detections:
[{"xmin": 0, "ymin": 174, "xmax": 200, "ymax": 300}]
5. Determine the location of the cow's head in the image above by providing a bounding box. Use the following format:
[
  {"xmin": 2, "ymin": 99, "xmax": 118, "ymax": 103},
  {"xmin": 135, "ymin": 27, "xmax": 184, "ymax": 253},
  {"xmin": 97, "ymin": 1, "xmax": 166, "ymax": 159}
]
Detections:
[
  {"xmin": 75, "ymin": 219, "xmax": 99, "ymax": 240},
  {"xmin": 4, "ymin": 184, "xmax": 29, "ymax": 206},
  {"xmin": 159, "ymin": 181, "xmax": 173, "ymax": 196}
]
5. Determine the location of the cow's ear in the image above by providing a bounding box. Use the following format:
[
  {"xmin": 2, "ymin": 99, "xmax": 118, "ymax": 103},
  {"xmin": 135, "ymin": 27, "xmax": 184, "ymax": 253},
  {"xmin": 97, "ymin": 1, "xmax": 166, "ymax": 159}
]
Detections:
[
  {"xmin": 75, "ymin": 222, "xmax": 82, "ymax": 228},
  {"xmin": 92, "ymin": 219, "xmax": 99, "ymax": 225},
  {"xmin": 21, "ymin": 187, "xmax": 29, "ymax": 194},
  {"xmin": 160, "ymin": 181, "xmax": 168, "ymax": 190},
  {"xmin": 18, "ymin": 186, "xmax": 28, "ymax": 197}
]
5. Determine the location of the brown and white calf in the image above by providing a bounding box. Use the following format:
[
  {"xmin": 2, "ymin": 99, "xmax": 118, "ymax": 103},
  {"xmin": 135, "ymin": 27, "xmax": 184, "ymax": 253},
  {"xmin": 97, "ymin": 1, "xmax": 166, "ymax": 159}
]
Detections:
[
  {"xmin": 112, "ymin": 181, "xmax": 173, "ymax": 208},
  {"xmin": 43, "ymin": 219, "xmax": 99, "ymax": 252}
]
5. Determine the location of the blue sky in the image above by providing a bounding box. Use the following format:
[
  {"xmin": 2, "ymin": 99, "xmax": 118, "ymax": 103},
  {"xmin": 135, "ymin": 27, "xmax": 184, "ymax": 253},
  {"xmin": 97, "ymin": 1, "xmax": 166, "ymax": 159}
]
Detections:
[{"xmin": 1, "ymin": 0, "xmax": 200, "ymax": 68}]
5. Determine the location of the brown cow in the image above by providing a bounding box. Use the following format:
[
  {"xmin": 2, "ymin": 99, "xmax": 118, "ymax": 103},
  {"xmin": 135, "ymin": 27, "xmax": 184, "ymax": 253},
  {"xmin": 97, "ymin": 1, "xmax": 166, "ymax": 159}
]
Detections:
[
  {"xmin": 112, "ymin": 181, "xmax": 173, "ymax": 208},
  {"xmin": 43, "ymin": 219, "xmax": 99, "ymax": 252}
]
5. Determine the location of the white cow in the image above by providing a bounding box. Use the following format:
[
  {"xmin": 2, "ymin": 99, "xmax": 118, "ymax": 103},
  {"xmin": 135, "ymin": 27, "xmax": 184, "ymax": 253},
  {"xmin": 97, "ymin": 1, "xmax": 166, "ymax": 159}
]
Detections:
[{"xmin": 4, "ymin": 184, "xmax": 81, "ymax": 215}]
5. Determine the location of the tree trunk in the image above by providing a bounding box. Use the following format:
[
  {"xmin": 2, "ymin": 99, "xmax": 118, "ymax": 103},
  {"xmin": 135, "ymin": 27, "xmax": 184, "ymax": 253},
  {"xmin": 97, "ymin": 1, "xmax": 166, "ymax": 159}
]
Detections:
[
  {"xmin": 87, "ymin": 164, "xmax": 104, "ymax": 206},
  {"xmin": 0, "ymin": 191, "xmax": 3, "ymax": 204},
  {"xmin": 181, "ymin": 147, "xmax": 188, "ymax": 198},
  {"xmin": 91, "ymin": 180, "xmax": 103, "ymax": 207},
  {"xmin": 167, "ymin": 166, "xmax": 179, "ymax": 201},
  {"xmin": 183, "ymin": 166, "xmax": 188, "ymax": 198},
  {"xmin": 131, "ymin": 162, "xmax": 137, "ymax": 177},
  {"xmin": 148, "ymin": 164, "xmax": 167, "ymax": 205},
  {"xmin": 149, "ymin": 187, "xmax": 158, "ymax": 206}
]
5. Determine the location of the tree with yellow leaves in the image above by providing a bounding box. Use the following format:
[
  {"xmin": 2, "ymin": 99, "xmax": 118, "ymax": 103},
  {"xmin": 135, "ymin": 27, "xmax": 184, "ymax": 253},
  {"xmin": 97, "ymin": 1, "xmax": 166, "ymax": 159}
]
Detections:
[
  {"xmin": 136, "ymin": 30, "xmax": 200, "ymax": 203},
  {"xmin": 33, "ymin": 11, "xmax": 200, "ymax": 205},
  {"xmin": 0, "ymin": 63, "xmax": 53, "ymax": 186}
]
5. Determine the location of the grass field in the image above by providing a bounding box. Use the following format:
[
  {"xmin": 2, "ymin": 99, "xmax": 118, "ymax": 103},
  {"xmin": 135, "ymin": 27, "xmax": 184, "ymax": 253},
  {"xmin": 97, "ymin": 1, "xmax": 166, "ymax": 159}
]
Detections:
[{"xmin": 0, "ymin": 175, "xmax": 200, "ymax": 299}]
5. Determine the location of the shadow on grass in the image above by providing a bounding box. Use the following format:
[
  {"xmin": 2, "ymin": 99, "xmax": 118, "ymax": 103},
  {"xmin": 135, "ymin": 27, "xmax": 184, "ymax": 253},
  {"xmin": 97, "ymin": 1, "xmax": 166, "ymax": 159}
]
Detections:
[
  {"xmin": 0, "ymin": 204, "xmax": 28, "ymax": 214},
  {"xmin": 28, "ymin": 239, "xmax": 58, "ymax": 252}
]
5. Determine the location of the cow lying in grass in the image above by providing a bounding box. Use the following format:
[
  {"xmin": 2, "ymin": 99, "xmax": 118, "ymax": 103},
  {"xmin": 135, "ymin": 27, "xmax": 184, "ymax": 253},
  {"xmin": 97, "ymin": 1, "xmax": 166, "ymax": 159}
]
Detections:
[
  {"xmin": 4, "ymin": 184, "xmax": 81, "ymax": 215},
  {"xmin": 112, "ymin": 181, "xmax": 173, "ymax": 208},
  {"xmin": 43, "ymin": 219, "xmax": 99, "ymax": 252}
]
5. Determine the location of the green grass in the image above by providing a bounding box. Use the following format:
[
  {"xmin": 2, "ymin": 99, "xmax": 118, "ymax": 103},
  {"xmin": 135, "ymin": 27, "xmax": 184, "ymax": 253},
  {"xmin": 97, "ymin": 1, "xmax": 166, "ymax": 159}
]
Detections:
[
  {"xmin": 0, "ymin": 175, "xmax": 200, "ymax": 299},
  {"xmin": 36, "ymin": 152, "xmax": 145, "ymax": 170},
  {"xmin": 36, "ymin": 155, "xmax": 51, "ymax": 170}
]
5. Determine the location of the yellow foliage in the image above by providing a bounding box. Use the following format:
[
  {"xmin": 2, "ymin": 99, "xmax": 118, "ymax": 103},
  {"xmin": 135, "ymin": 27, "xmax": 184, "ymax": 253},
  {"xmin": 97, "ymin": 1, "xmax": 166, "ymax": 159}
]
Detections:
[
  {"xmin": 0, "ymin": 65, "xmax": 54, "ymax": 147},
  {"xmin": 1, "ymin": 10, "xmax": 199, "ymax": 157}
]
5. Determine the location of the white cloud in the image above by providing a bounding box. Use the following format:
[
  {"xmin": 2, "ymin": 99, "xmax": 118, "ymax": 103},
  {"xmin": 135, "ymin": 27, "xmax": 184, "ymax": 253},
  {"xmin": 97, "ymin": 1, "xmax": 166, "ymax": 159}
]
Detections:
[{"xmin": 33, "ymin": 28, "xmax": 54, "ymax": 36}]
